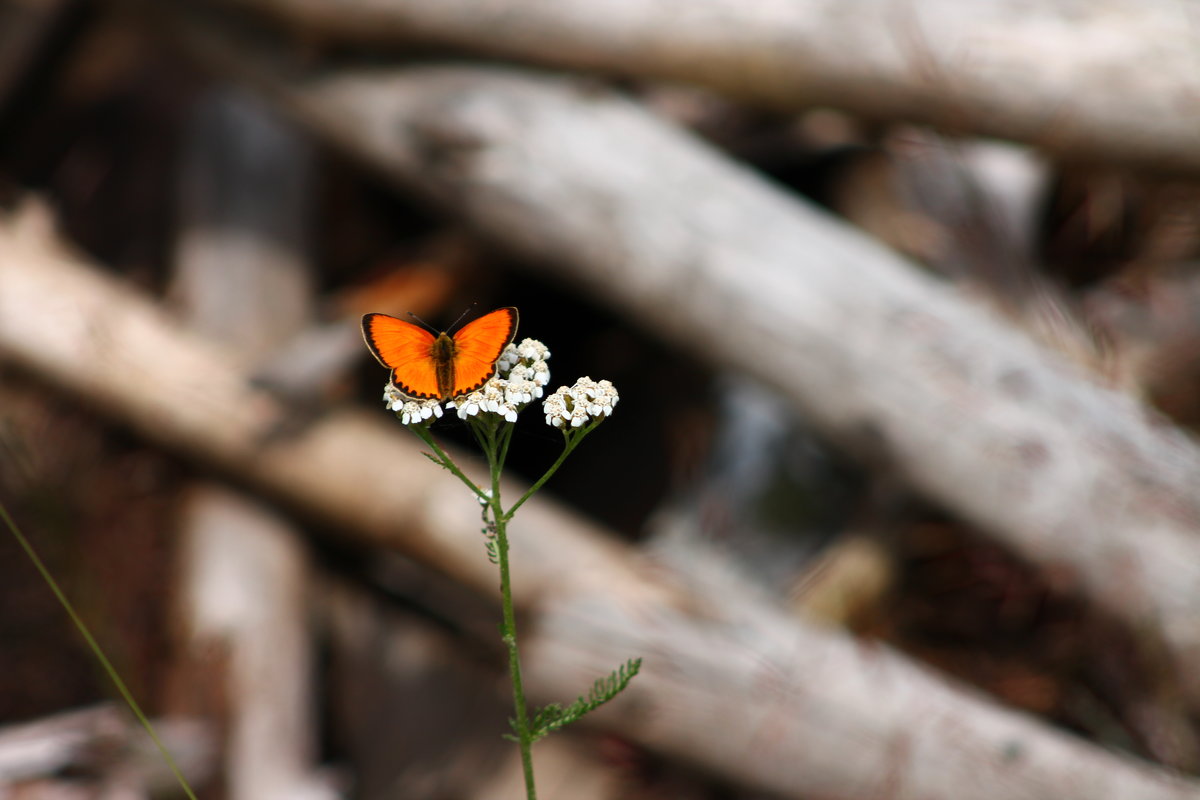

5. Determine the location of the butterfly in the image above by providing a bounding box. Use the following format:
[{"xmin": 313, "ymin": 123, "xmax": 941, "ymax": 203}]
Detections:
[{"xmin": 362, "ymin": 307, "xmax": 519, "ymax": 400}]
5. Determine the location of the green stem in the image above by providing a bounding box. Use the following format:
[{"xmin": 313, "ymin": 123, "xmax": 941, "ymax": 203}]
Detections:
[
  {"xmin": 0, "ymin": 500, "xmax": 199, "ymax": 800},
  {"xmin": 496, "ymin": 421, "xmax": 516, "ymax": 471},
  {"xmin": 410, "ymin": 425, "xmax": 488, "ymax": 501},
  {"xmin": 491, "ymin": 462, "xmax": 538, "ymax": 799}
]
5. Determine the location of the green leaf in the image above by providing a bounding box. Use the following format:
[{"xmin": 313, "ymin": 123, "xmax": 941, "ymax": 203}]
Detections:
[{"xmin": 529, "ymin": 658, "xmax": 642, "ymax": 741}]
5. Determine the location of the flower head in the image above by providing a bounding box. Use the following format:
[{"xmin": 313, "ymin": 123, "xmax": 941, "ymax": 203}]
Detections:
[
  {"xmin": 498, "ymin": 338, "xmax": 551, "ymax": 380},
  {"xmin": 543, "ymin": 377, "xmax": 619, "ymax": 429},
  {"xmin": 447, "ymin": 382, "xmax": 519, "ymax": 423},
  {"xmin": 497, "ymin": 338, "xmax": 552, "ymax": 398},
  {"xmin": 383, "ymin": 384, "xmax": 445, "ymax": 426}
]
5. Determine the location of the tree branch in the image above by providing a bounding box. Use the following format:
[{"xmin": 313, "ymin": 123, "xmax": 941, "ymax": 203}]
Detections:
[{"xmin": 216, "ymin": 0, "xmax": 1200, "ymax": 171}]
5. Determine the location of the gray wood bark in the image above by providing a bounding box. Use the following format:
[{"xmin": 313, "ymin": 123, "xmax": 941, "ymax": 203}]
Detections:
[
  {"xmin": 170, "ymin": 90, "xmax": 336, "ymax": 800},
  {"xmin": 530, "ymin": 584, "xmax": 1197, "ymax": 800},
  {"xmin": 0, "ymin": 704, "xmax": 212, "ymax": 790},
  {"xmin": 220, "ymin": 0, "xmax": 1200, "ymax": 171}
]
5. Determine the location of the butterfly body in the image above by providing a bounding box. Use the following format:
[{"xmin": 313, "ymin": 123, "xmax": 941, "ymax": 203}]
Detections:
[
  {"xmin": 362, "ymin": 307, "xmax": 518, "ymax": 400},
  {"xmin": 428, "ymin": 331, "xmax": 458, "ymax": 398}
]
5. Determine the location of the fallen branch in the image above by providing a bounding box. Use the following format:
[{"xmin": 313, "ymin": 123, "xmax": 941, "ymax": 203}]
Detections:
[
  {"xmin": 0, "ymin": 704, "xmax": 213, "ymax": 790},
  {"xmin": 529, "ymin": 584, "xmax": 1199, "ymax": 800},
  {"xmin": 216, "ymin": 0, "xmax": 1200, "ymax": 172},
  {"xmin": 170, "ymin": 89, "xmax": 337, "ymax": 800}
]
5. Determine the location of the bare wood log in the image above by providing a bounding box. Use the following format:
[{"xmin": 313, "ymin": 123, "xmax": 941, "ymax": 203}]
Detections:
[
  {"xmin": 0, "ymin": 705, "xmax": 127, "ymax": 783},
  {"xmin": 0, "ymin": 704, "xmax": 213, "ymax": 791},
  {"xmin": 178, "ymin": 487, "xmax": 335, "ymax": 800},
  {"xmin": 1, "ymin": 203, "xmax": 1199, "ymax": 799},
  {"xmin": 528, "ymin": 584, "xmax": 1196, "ymax": 800},
  {"xmin": 222, "ymin": 64, "xmax": 1200, "ymax": 706},
  {"xmin": 216, "ymin": 0, "xmax": 1200, "ymax": 172},
  {"xmin": 170, "ymin": 90, "xmax": 334, "ymax": 800},
  {"xmin": 172, "ymin": 89, "xmax": 315, "ymax": 361}
]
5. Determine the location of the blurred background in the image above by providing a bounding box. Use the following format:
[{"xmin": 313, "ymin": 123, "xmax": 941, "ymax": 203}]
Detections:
[{"xmin": 3, "ymin": 1, "xmax": 1200, "ymax": 798}]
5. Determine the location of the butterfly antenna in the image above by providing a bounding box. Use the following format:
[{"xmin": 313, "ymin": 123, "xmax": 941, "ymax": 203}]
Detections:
[
  {"xmin": 406, "ymin": 311, "xmax": 436, "ymax": 333},
  {"xmin": 447, "ymin": 304, "xmax": 477, "ymax": 332}
]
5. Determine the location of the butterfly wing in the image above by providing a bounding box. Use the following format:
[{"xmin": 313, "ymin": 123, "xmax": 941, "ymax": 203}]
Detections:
[
  {"xmin": 361, "ymin": 313, "xmax": 442, "ymax": 399},
  {"xmin": 449, "ymin": 307, "xmax": 519, "ymax": 396}
]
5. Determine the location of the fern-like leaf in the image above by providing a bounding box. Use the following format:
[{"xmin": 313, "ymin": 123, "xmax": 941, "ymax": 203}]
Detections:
[{"xmin": 527, "ymin": 658, "xmax": 642, "ymax": 741}]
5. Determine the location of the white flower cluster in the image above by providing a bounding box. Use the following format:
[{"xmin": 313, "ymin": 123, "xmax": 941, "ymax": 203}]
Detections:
[
  {"xmin": 446, "ymin": 382, "xmax": 519, "ymax": 423},
  {"xmin": 383, "ymin": 384, "xmax": 444, "ymax": 426},
  {"xmin": 542, "ymin": 377, "xmax": 619, "ymax": 429},
  {"xmin": 497, "ymin": 338, "xmax": 551, "ymax": 390},
  {"xmin": 446, "ymin": 338, "xmax": 552, "ymax": 423}
]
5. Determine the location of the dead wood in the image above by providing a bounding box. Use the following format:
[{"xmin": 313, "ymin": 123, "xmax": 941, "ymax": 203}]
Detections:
[
  {"xmin": 169, "ymin": 90, "xmax": 335, "ymax": 800},
  {"xmin": 213, "ymin": 0, "xmax": 1200, "ymax": 172},
  {"xmin": 177, "ymin": 487, "xmax": 335, "ymax": 800},
  {"xmin": 527, "ymin": 580, "xmax": 1200, "ymax": 800},
  {"xmin": 0, "ymin": 704, "xmax": 213, "ymax": 791},
  {"xmin": 1, "ymin": 201, "xmax": 1199, "ymax": 799}
]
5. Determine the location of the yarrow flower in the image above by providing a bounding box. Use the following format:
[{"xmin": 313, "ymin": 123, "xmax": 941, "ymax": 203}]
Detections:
[
  {"xmin": 543, "ymin": 377, "xmax": 619, "ymax": 429},
  {"xmin": 447, "ymin": 382, "xmax": 518, "ymax": 423},
  {"xmin": 498, "ymin": 337, "xmax": 550, "ymax": 372},
  {"xmin": 383, "ymin": 384, "xmax": 444, "ymax": 426},
  {"xmin": 497, "ymin": 338, "xmax": 551, "ymax": 395}
]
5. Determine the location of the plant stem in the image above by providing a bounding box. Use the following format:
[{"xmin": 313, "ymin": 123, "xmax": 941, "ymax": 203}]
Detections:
[
  {"xmin": 491, "ymin": 466, "xmax": 538, "ymax": 799},
  {"xmin": 0, "ymin": 500, "xmax": 199, "ymax": 800},
  {"xmin": 506, "ymin": 417, "xmax": 601, "ymax": 520},
  {"xmin": 410, "ymin": 425, "xmax": 488, "ymax": 501}
]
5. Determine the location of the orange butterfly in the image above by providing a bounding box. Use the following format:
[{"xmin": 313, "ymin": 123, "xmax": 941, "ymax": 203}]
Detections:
[{"xmin": 362, "ymin": 307, "xmax": 519, "ymax": 400}]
